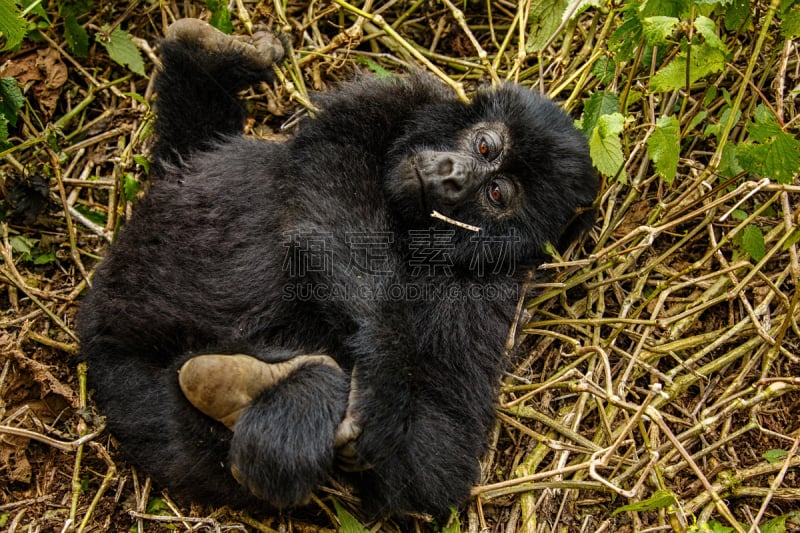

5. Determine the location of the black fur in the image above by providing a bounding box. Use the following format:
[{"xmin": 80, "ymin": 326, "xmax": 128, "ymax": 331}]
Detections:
[{"xmin": 78, "ymin": 25, "xmax": 597, "ymax": 519}]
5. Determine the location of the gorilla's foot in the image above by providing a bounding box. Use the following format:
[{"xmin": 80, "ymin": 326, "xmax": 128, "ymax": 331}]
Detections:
[
  {"xmin": 165, "ymin": 18, "xmax": 284, "ymax": 70},
  {"xmin": 179, "ymin": 354, "xmax": 339, "ymax": 429}
]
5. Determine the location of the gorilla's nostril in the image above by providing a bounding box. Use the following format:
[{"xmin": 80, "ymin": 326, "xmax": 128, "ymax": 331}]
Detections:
[
  {"xmin": 437, "ymin": 158, "xmax": 454, "ymax": 176},
  {"xmin": 441, "ymin": 177, "xmax": 463, "ymax": 194}
]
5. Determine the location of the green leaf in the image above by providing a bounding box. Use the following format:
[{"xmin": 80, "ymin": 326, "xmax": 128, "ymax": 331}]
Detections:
[
  {"xmin": 74, "ymin": 205, "xmax": 108, "ymax": 226},
  {"xmin": 762, "ymin": 449, "xmax": 789, "ymax": 463},
  {"xmin": 0, "ymin": 76, "xmax": 24, "ymax": 128},
  {"xmin": 718, "ymin": 142, "xmax": 743, "ymax": 179},
  {"xmin": 0, "ymin": 0, "xmax": 27, "ymax": 50},
  {"xmin": 704, "ymin": 521, "xmax": 735, "ymax": 533},
  {"xmin": 735, "ymin": 104, "xmax": 800, "ymax": 183},
  {"xmin": 205, "ymin": 0, "xmax": 233, "ymax": 34},
  {"xmin": 356, "ymin": 56, "xmax": 392, "ymax": 78},
  {"xmin": 687, "ymin": 110, "xmax": 708, "ymax": 132},
  {"xmin": 591, "ymin": 55, "xmax": 616, "ymax": 85},
  {"xmin": 333, "ymin": 500, "xmax": 368, "ymax": 533},
  {"xmin": 589, "ymin": 112, "xmax": 626, "ymax": 182},
  {"xmin": 33, "ymin": 251, "xmax": 56, "ymax": 265},
  {"xmin": 737, "ymin": 133, "xmax": 800, "ymax": 184},
  {"xmin": 10, "ymin": 235, "xmax": 36, "ymax": 255},
  {"xmin": 651, "ymin": 41, "xmax": 727, "ymax": 92},
  {"xmin": 725, "ymin": 0, "xmax": 751, "ymax": 31},
  {"xmin": 145, "ymin": 496, "xmax": 172, "ymax": 515},
  {"xmin": 641, "ymin": 0, "xmax": 686, "ymax": 18},
  {"xmin": 97, "ymin": 26, "xmax": 145, "ymax": 76},
  {"xmin": 0, "ymin": 114, "xmax": 8, "ymax": 148},
  {"xmin": 123, "ymin": 173, "xmax": 140, "ymax": 202},
  {"xmin": 694, "ymin": 16, "xmax": 726, "ymax": 51},
  {"xmin": 609, "ymin": 13, "xmax": 642, "ymax": 61},
  {"xmin": 779, "ymin": 4, "xmax": 800, "ymax": 39},
  {"xmin": 611, "ymin": 489, "xmax": 677, "ymax": 516},
  {"xmin": 581, "ymin": 90, "xmax": 620, "ymax": 137},
  {"xmin": 526, "ymin": 0, "xmax": 570, "ymax": 52},
  {"xmin": 63, "ymin": 10, "xmax": 89, "ymax": 56},
  {"xmin": 647, "ymin": 114, "xmax": 681, "ymax": 184},
  {"xmin": 740, "ymin": 224, "xmax": 765, "ymax": 262},
  {"xmin": 760, "ymin": 511, "xmax": 800, "ymax": 533},
  {"xmin": 642, "ymin": 16, "xmax": 680, "ymax": 46},
  {"xmin": 440, "ymin": 509, "xmax": 463, "ymax": 533},
  {"xmin": 132, "ymin": 154, "xmax": 150, "ymax": 173}
]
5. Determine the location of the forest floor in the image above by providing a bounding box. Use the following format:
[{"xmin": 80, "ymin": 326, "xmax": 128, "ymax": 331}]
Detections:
[{"xmin": 1, "ymin": 0, "xmax": 799, "ymax": 532}]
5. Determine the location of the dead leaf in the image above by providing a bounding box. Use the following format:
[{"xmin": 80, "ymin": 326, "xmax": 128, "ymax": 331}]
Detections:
[
  {"xmin": 2, "ymin": 334, "xmax": 78, "ymax": 408},
  {"xmin": 1, "ymin": 47, "xmax": 68, "ymax": 119}
]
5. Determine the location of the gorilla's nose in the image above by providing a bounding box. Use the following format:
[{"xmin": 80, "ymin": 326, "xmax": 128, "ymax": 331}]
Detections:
[{"xmin": 418, "ymin": 152, "xmax": 477, "ymax": 205}]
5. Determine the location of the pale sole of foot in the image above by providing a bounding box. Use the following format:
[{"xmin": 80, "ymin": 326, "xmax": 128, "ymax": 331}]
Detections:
[{"xmin": 178, "ymin": 353, "xmax": 339, "ymax": 429}]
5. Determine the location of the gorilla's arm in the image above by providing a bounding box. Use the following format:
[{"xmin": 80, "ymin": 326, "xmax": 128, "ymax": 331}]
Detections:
[{"xmin": 151, "ymin": 19, "xmax": 284, "ymax": 173}]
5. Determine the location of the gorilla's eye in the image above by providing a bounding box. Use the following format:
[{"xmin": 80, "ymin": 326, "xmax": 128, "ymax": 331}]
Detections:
[
  {"xmin": 486, "ymin": 178, "xmax": 513, "ymax": 207},
  {"xmin": 475, "ymin": 130, "xmax": 502, "ymax": 161}
]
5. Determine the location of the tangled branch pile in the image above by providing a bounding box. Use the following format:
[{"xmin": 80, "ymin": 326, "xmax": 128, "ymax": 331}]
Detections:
[{"xmin": 0, "ymin": 0, "xmax": 798, "ymax": 532}]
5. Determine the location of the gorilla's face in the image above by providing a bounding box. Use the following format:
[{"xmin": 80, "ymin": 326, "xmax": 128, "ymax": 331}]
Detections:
[
  {"xmin": 390, "ymin": 121, "xmax": 519, "ymax": 216},
  {"xmin": 385, "ymin": 85, "xmax": 596, "ymax": 274}
]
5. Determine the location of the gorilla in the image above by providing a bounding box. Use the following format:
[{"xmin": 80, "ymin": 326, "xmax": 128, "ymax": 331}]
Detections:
[{"xmin": 77, "ymin": 18, "xmax": 597, "ymax": 519}]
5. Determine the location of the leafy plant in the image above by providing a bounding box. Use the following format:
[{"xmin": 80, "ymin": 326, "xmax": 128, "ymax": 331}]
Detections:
[
  {"xmin": 0, "ymin": 0, "xmax": 27, "ymax": 50},
  {"xmin": 96, "ymin": 25, "xmax": 145, "ymax": 76},
  {"xmin": 333, "ymin": 500, "xmax": 369, "ymax": 533},
  {"xmin": 611, "ymin": 489, "xmax": 677, "ymax": 516},
  {"xmin": 206, "ymin": 0, "xmax": 233, "ymax": 33},
  {"xmin": 0, "ymin": 76, "xmax": 24, "ymax": 149}
]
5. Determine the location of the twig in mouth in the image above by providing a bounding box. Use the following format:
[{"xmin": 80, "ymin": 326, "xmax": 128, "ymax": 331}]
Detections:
[{"xmin": 430, "ymin": 210, "xmax": 481, "ymax": 232}]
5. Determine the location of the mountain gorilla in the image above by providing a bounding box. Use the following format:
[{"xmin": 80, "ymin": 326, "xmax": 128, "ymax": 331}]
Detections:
[{"xmin": 78, "ymin": 18, "xmax": 597, "ymax": 519}]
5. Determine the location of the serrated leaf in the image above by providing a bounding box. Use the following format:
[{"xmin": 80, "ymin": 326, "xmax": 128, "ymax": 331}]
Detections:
[
  {"xmin": 724, "ymin": 0, "xmax": 751, "ymax": 31},
  {"xmin": 0, "ymin": 0, "xmax": 27, "ymax": 50},
  {"xmin": 609, "ymin": 14, "xmax": 642, "ymax": 61},
  {"xmin": 526, "ymin": 0, "xmax": 570, "ymax": 52},
  {"xmin": 97, "ymin": 27, "xmax": 145, "ymax": 76},
  {"xmin": 611, "ymin": 489, "xmax": 677, "ymax": 516},
  {"xmin": 651, "ymin": 42, "xmax": 727, "ymax": 92},
  {"xmin": 694, "ymin": 16, "xmax": 726, "ymax": 51},
  {"xmin": 0, "ymin": 76, "xmax": 24, "ymax": 128},
  {"xmin": 592, "ymin": 55, "xmax": 616, "ymax": 85},
  {"xmin": 780, "ymin": 5, "xmax": 800, "ymax": 38},
  {"xmin": 647, "ymin": 114, "xmax": 681, "ymax": 184},
  {"xmin": 581, "ymin": 90, "xmax": 620, "ymax": 137},
  {"xmin": 762, "ymin": 448, "xmax": 789, "ymax": 463},
  {"xmin": 641, "ymin": 0, "xmax": 685, "ymax": 17},
  {"xmin": 333, "ymin": 500, "xmax": 368, "ymax": 533},
  {"xmin": 63, "ymin": 10, "xmax": 89, "ymax": 56},
  {"xmin": 740, "ymin": 224, "xmax": 765, "ymax": 262},
  {"xmin": 737, "ymin": 133, "xmax": 800, "ymax": 184},
  {"xmin": 589, "ymin": 112, "xmax": 626, "ymax": 182},
  {"xmin": 642, "ymin": 16, "xmax": 680, "ymax": 46}
]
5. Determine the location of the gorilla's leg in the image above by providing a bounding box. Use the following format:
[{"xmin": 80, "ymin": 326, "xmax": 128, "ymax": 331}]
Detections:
[
  {"xmin": 179, "ymin": 354, "xmax": 354, "ymax": 508},
  {"xmin": 152, "ymin": 19, "xmax": 285, "ymax": 171}
]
